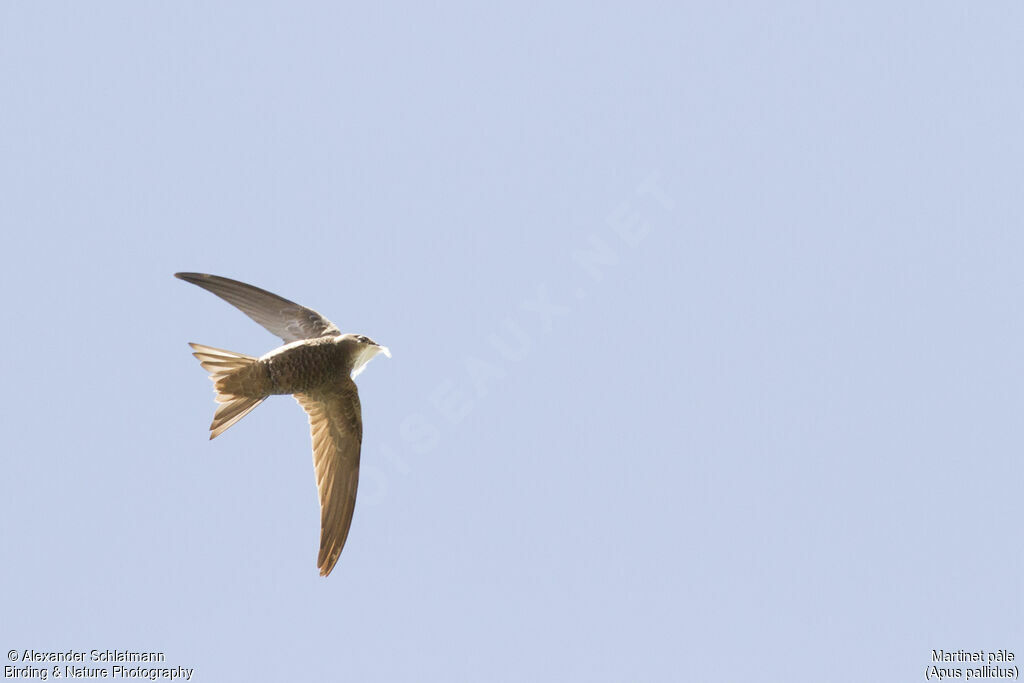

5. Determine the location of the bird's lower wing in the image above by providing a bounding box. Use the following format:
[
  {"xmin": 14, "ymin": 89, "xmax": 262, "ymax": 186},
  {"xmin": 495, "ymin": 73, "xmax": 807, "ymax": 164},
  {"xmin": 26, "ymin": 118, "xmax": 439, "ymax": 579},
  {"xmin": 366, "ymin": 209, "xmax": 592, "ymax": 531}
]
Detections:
[{"xmin": 295, "ymin": 384, "xmax": 363, "ymax": 577}]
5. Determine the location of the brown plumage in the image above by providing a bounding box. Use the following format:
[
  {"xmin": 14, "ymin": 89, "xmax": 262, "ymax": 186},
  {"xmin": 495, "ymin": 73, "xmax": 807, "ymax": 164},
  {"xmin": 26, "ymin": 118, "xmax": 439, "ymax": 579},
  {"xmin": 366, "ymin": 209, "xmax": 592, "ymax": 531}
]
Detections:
[{"xmin": 177, "ymin": 272, "xmax": 390, "ymax": 577}]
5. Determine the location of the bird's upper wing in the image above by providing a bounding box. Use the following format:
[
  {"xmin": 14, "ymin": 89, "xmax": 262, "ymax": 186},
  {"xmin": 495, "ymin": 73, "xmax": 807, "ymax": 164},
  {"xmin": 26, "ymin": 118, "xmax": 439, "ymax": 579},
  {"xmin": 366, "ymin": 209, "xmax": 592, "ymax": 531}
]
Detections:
[
  {"xmin": 294, "ymin": 382, "xmax": 363, "ymax": 577},
  {"xmin": 175, "ymin": 272, "xmax": 341, "ymax": 343}
]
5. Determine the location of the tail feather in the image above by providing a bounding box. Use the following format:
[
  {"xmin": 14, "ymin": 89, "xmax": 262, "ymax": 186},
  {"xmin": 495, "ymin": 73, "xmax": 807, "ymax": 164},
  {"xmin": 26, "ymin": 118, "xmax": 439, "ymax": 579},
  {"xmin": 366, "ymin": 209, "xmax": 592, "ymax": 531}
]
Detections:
[
  {"xmin": 188, "ymin": 343, "xmax": 267, "ymax": 439},
  {"xmin": 209, "ymin": 396, "xmax": 265, "ymax": 439}
]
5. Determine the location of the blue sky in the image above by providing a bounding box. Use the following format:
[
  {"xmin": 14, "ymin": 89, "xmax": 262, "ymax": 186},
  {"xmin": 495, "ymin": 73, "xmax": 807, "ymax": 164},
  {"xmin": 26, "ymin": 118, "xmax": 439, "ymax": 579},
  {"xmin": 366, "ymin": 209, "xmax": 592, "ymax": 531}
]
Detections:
[{"xmin": 2, "ymin": 2, "xmax": 1022, "ymax": 681}]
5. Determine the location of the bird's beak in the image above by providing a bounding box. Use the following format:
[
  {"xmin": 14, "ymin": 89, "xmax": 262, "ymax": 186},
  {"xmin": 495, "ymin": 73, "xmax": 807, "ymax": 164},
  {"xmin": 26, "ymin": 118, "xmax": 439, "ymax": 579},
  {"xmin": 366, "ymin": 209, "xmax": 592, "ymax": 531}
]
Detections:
[{"xmin": 377, "ymin": 345, "xmax": 392, "ymax": 359}]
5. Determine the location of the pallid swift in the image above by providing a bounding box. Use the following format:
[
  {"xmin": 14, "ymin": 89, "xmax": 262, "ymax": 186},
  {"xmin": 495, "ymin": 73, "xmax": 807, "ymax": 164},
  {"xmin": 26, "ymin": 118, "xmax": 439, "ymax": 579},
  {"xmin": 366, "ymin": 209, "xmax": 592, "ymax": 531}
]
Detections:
[{"xmin": 176, "ymin": 272, "xmax": 390, "ymax": 576}]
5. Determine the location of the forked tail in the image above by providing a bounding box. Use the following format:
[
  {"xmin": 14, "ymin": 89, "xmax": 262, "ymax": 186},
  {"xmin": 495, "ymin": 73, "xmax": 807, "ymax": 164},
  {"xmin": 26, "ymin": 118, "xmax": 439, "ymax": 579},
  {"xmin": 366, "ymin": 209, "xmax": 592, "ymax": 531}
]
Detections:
[{"xmin": 188, "ymin": 343, "xmax": 267, "ymax": 439}]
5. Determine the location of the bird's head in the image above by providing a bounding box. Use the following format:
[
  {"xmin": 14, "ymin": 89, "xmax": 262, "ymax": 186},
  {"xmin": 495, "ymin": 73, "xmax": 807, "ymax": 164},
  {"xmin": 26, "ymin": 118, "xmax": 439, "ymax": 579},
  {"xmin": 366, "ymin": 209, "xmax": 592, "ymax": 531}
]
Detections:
[{"xmin": 344, "ymin": 334, "xmax": 391, "ymax": 378}]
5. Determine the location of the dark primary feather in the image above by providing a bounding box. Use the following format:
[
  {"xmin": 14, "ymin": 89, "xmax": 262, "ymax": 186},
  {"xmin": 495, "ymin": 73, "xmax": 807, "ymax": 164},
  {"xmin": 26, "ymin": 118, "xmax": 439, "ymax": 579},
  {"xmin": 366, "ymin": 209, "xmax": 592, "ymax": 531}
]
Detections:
[{"xmin": 175, "ymin": 272, "xmax": 341, "ymax": 343}]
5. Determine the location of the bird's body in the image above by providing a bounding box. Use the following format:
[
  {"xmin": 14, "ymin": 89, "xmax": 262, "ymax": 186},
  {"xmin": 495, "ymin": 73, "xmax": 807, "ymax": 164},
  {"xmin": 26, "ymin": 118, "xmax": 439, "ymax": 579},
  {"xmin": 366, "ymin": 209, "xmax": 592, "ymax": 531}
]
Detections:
[
  {"xmin": 175, "ymin": 272, "xmax": 390, "ymax": 577},
  {"xmin": 257, "ymin": 336, "xmax": 360, "ymax": 396}
]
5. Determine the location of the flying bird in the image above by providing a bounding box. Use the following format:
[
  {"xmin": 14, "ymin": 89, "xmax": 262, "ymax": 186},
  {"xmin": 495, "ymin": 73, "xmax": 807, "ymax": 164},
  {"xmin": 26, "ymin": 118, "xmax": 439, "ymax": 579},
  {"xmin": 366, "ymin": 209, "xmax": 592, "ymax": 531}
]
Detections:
[{"xmin": 175, "ymin": 272, "xmax": 390, "ymax": 576}]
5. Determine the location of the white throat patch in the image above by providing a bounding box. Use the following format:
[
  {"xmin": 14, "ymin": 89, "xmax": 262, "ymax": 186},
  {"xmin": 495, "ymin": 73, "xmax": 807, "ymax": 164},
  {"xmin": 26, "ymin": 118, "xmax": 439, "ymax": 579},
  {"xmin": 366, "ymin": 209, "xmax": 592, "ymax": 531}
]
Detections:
[{"xmin": 350, "ymin": 344, "xmax": 390, "ymax": 378}]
